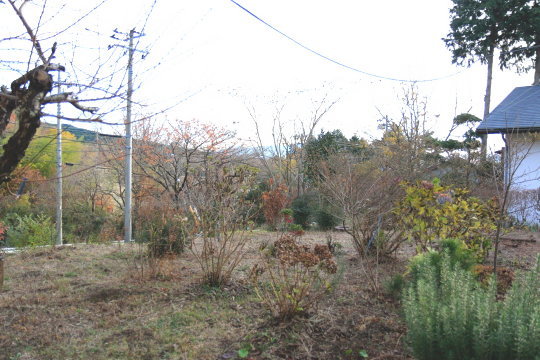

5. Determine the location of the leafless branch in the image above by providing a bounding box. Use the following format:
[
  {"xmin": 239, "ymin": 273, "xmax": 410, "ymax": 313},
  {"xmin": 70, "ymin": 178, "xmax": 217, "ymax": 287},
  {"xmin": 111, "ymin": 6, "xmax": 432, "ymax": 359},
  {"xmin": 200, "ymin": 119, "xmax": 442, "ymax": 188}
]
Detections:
[
  {"xmin": 7, "ymin": 0, "xmax": 47, "ymax": 64},
  {"xmin": 43, "ymin": 92, "xmax": 98, "ymax": 112}
]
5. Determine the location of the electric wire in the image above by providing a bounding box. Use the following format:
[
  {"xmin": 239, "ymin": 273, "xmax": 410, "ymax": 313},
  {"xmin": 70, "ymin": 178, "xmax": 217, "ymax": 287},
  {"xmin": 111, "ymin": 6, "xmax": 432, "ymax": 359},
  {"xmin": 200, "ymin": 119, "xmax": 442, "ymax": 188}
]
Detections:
[
  {"xmin": 10, "ymin": 129, "xmax": 63, "ymax": 179},
  {"xmin": 227, "ymin": 0, "xmax": 463, "ymax": 83}
]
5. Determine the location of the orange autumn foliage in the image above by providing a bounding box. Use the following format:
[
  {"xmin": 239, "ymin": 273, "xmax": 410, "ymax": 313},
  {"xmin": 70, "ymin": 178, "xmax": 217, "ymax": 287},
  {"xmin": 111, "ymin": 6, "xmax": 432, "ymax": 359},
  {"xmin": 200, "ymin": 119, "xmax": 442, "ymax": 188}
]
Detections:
[{"xmin": 261, "ymin": 180, "xmax": 290, "ymax": 229}]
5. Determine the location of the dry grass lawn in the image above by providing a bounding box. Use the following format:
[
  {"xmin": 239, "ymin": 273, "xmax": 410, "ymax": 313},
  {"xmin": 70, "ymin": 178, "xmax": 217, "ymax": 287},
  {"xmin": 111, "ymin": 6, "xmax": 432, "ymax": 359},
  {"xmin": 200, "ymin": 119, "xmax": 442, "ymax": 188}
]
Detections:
[{"xmin": 1, "ymin": 231, "xmax": 538, "ymax": 360}]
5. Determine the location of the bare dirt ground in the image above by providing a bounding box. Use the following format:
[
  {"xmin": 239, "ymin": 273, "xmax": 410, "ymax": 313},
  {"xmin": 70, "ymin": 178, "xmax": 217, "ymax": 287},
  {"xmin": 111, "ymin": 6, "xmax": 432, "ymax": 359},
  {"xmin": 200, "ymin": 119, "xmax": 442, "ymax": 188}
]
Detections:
[
  {"xmin": 0, "ymin": 231, "xmax": 538, "ymax": 360},
  {"xmin": 498, "ymin": 230, "xmax": 540, "ymax": 269}
]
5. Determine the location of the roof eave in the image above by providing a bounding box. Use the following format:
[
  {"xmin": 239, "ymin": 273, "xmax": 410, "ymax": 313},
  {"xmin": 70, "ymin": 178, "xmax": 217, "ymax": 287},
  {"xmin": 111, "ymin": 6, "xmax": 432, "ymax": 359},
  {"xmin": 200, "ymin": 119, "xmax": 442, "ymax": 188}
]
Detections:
[{"xmin": 476, "ymin": 127, "xmax": 540, "ymax": 135}]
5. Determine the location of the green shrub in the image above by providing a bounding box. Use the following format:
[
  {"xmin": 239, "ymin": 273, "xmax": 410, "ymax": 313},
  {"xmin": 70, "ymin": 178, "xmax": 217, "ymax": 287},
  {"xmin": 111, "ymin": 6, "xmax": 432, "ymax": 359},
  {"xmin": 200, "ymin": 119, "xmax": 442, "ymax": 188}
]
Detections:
[
  {"xmin": 63, "ymin": 203, "xmax": 110, "ymax": 243},
  {"xmin": 290, "ymin": 194, "xmax": 339, "ymax": 230},
  {"xmin": 143, "ymin": 219, "xmax": 188, "ymax": 258},
  {"xmin": 0, "ymin": 194, "xmax": 33, "ymax": 218},
  {"xmin": 135, "ymin": 206, "xmax": 189, "ymax": 258},
  {"xmin": 384, "ymin": 273, "xmax": 406, "ymax": 299},
  {"xmin": 395, "ymin": 179, "xmax": 497, "ymax": 260},
  {"xmin": 404, "ymin": 254, "xmax": 540, "ymax": 360},
  {"xmin": 315, "ymin": 208, "xmax": 339, "ymax": 230},
  {"xmin": 4, "ymin": 213, "xmax": 54, "ymax": 247},
  {"xmin": 244, "ymin": 181, "xmax": 269, "ymax": 226},
  {"xmin": 291, "ymin": 195, "xmax": 313, "ymax": 227},
  {"xmin": 407, "ymin": 238, "xmax": 477, "ymax": 285}
]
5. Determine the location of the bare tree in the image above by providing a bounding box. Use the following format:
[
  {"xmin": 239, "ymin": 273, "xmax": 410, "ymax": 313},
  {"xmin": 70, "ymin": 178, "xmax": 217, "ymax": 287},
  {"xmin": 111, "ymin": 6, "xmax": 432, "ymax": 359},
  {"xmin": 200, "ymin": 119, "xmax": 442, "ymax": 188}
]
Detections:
[
  {"xmin": 374, "ymin": 85, "xmax": 438, "ymax": 182},
  {"xmin": 133, "ymin": 119, "xmax": 239, "ymax": 208},
  {"xmin": 247, "ymin": 95, "xmax": 337, "ymax": 196},
  {"xmin": 0, "ymin": 0, "xmax": 132, "ymax": 183},
  {"xmin": 318, "ymin": 154, "xmax": 403, "ymax": 258}
]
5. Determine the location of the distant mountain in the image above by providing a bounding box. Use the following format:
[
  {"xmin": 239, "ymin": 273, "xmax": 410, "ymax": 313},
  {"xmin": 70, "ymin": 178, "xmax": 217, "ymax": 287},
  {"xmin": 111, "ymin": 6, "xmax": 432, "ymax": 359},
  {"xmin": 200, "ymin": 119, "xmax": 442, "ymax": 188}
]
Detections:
[
  {"xmin": 61, "ymin": 124, "xmax": 98, "ymax": 142},
  {"xmin": 41, "ymin": 123, "xmax": 121, "ymax": 142}
]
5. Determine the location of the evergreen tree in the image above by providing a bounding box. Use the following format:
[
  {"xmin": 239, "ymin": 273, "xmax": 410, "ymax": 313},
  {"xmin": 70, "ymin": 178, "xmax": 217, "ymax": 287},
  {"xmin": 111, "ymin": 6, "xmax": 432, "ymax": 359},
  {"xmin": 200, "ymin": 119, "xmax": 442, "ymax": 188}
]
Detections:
[
  {"xmin": 499, "ymin": 0, "xmax": 540, "ymax": 84},
  {"xmin": 443, "ymin": 0, "xmax": 526, "ymax": 156}
]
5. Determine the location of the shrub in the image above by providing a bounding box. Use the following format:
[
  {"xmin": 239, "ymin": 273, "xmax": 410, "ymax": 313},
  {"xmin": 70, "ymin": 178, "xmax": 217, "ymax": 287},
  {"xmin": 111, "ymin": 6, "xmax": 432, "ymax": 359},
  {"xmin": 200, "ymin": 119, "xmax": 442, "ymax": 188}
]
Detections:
[
  {"xmin": 291, "ymin": 194, "xmax": 315, "ymax": 228},
  {"xmin": 132, "ymin": 199, "xmax": 190, "ymax": 279},
  {"xmin": 250, "ymin": 233, "xmax": 339, "ymax": 320},
  {"xmin": 407, "ymin": 238, "xmax": 478, "ymax": 285},
  {"xmin": 403, "ymin": 254, "xmax": 540, "ymax": 360},
  {"xmin": 4, "ymin": 213, "xmax": 54, "ymax": 247},
  {"xmin": 315, "ymin": 208, "xmax": 339, "ymax": 230},
  {"xmin": 0, "ymin": 221, "xmax": 6, "ymax": 247},
  {"xmin": 318, "ymin": 157, "xmax": 403, "ymax": 257},
  {"xmin": 189, "ymin": 165, "xmax": 258, "ymax": 287},
  {"xmin": 135, "ymin": 203, "xmax": 189, "ymax": 258},
  {"xmin": 384, "ymin": 273, "xmax": 406, "ymax": 300},
  {"xmin": 385, "ymin": 239, "xmax": 476, "ymax": 301},
  {"xmin": 261, "ymin": 181, "xmax": 290, "ymax": 229},
  {"xmin": 395, "ymin": 179, "xmax": 497, "ymax": 260},
  {"xmin": 244, "ymin": 181, "xmax": 270, "ymax": 225},
  {"xmin": 145, "ymin": 219, "xmax": 188, "ymax": 258},
  {"xmin": 63, "ymin": 203, "xmax": 110, "ymax": 243},
  {"xmin": 0, "ymin": 194, "xmax": 33, "ymax": 218},
  {"xmin": 290, "ymin": 193, "xmax": 339, "ymax": 230}
]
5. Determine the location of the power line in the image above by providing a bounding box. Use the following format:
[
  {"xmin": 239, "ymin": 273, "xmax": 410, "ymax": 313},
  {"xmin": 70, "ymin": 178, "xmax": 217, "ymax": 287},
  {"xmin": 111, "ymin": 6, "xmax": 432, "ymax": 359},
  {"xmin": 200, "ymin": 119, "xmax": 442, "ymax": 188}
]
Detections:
[
  {"xmin": 23, "ymin": 154, "xmax": 126, "ymax": 183},
  {"xmin": 40, "ymin": 0, "xmax": 110, "ymax": 41},
  {"xmin": 227, "ymin": 0, "xmax": 463, "ymax": 83},
  {"xmin": 13, "ymin": 131, "xmax": 63, "ymax": 176}
]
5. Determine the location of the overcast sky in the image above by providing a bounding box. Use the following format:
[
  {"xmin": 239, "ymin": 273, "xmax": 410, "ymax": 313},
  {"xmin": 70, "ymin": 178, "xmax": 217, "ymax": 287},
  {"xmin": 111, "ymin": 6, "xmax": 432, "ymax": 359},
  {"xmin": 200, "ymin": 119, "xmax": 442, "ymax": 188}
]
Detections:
[{"xmin": 2, "ymin": 0, "xmax": 536, "ymax": 147}]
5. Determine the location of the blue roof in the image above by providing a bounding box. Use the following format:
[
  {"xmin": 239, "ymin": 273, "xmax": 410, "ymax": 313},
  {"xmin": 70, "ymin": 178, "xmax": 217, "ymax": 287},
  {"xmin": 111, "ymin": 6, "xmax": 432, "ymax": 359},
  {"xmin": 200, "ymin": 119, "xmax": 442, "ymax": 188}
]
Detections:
[{"xmin": 476, "ymin": 86, "xmax": 540, "ymax": 134}]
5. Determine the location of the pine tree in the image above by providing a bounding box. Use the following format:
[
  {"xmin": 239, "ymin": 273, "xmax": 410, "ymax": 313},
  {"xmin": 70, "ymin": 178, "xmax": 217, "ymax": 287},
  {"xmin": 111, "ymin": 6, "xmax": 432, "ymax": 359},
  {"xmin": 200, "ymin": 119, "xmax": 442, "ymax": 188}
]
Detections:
[{"xmin": 443, "ymin": 0, "xmax": 534, "ymax": 155}]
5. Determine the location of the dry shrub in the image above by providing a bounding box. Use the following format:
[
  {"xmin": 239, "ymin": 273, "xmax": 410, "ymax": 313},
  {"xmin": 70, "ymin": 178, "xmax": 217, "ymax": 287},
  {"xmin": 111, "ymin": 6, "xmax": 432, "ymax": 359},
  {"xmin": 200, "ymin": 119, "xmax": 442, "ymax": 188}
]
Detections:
[
  {"xmin": 133, "ymin": 198, "xmax": 188, "ymax": 280},
  {"xmin": 98, "ymin": 219, "xmax": 122, "ymax": 243},
  {"xmin": 319, "ymin": 157, "xmax": 404, "ymax": 257},
  {"xmin": 131, "ymin": 250, "xmax": 177, "ymax": 280},
  {"xmin": 189, "ymin": 165, "xmax": 258, "ymax": 287},
  {"xmin": 473, "ymin": 264, "xmax": 515, "ymax": 295},
  {"xmin": 250, "ymin": 233, "xmax": 339, "ymax": 321},
  {"xmin": 261, "ymin": 180, "xmax": 290, "ymax": 229}
]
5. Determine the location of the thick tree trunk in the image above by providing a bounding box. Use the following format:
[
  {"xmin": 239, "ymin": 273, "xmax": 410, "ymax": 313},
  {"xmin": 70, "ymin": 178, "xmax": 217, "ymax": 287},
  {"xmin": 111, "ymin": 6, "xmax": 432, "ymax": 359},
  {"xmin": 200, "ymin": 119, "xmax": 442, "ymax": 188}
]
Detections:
[
  {"xmin": 481, "ymin": 44, "xmax": 495, "ymax": 159},
  {"xmin": 0, "ymin": 68, "xmax": 53, "ymax": 183}
]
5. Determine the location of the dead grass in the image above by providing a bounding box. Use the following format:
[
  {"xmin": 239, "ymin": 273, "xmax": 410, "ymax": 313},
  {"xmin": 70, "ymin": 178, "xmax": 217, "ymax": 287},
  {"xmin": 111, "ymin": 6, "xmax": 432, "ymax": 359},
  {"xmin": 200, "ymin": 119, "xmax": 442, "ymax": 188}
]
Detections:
[{"xmin": 0, "ymin": 231, "xmax": 537, "ymax": 360}]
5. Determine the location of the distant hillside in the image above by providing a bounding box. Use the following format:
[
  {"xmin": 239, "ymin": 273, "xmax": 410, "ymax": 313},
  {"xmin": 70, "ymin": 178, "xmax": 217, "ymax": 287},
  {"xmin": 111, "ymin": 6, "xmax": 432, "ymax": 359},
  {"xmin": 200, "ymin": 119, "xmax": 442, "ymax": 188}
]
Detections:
[
  {"xmin": 41, "ymin": 123, "xmax": 120, "ymax": 142},
  {"xmin": 62, "ymin": 124, "xmax": 98, "ymax": 142}
]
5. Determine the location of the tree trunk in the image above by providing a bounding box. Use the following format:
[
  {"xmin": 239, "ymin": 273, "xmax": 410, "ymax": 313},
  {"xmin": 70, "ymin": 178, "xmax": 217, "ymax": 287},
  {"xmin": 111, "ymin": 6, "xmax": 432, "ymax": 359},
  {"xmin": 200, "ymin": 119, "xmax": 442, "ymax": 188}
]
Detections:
[
  {"xmin": 534, "ymin": 40, "xmax": 540, "ymax": 86},
  {"xmin": 0, "ymin": 67, "xmax": 54, "ymax": 183},
  {"xmin": 481, "ymin": 44, "xmax": 495, "ymax": 159}
]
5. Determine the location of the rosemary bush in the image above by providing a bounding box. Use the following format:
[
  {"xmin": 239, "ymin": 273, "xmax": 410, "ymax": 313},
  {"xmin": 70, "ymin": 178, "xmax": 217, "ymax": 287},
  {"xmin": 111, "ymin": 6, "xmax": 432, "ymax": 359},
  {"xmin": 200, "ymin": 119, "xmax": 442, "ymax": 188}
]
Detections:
[{"xmin": 404, "ymin": 254, "xmax": 540, "ymax": 360}]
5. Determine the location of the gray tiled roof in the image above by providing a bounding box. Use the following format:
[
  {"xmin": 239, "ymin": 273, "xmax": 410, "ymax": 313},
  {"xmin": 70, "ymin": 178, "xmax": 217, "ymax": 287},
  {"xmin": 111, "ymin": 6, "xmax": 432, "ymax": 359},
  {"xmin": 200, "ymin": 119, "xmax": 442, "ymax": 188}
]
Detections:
[{"xmin": 476, "ymin": 85, "xmax": 540, "ymax": 134}]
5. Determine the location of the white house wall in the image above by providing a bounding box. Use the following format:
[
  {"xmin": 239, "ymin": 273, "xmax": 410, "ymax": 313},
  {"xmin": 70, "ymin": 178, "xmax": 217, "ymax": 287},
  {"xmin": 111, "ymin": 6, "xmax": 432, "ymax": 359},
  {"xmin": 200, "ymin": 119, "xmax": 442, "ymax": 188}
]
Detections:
[
  {"xmin": 506, "ymin": 134, "xmax": 540, "ymax": 224},
  {"xmin": 507, "ymin": 134, "xmax": 540, "ymax": 190}
]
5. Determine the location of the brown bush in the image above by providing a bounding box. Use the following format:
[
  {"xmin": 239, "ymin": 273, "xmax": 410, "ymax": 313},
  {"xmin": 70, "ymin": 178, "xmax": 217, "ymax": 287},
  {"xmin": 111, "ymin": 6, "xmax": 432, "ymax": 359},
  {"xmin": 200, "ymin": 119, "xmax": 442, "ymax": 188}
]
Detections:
[
  {"xmin": 473, "ymin": 264, "xmax": 514, "ymax": 295},
  {"xmin": 251, "ymin": 233, "xmax": 339, "ymax": 320}
]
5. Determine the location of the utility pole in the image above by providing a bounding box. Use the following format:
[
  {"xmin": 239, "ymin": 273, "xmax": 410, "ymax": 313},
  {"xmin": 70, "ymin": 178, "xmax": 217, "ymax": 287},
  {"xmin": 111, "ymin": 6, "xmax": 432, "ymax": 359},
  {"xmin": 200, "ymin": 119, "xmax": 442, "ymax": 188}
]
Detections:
[
  {"xmin": 56, "ymin": 71, "xmax": 63, "ymax": 246},
  {"xmin": 125, "ymin": 29, "xmax": 134, "ymax": 244},
  {"xmin": 109, "ymin": 28, "xmax": 146, "ymax": 243}
]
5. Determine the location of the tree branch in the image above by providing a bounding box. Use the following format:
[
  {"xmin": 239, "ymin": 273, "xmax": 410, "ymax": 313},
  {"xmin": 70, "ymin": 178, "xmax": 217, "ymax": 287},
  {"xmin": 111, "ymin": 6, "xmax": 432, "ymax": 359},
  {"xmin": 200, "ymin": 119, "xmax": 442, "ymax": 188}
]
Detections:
[
  {"xmin": 43, "ymin": 92, "xmax": 99, "ymax": 113},
  {"xmin": 7, "ymin": 0, "xmax": 48, "ymax": 64}
]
